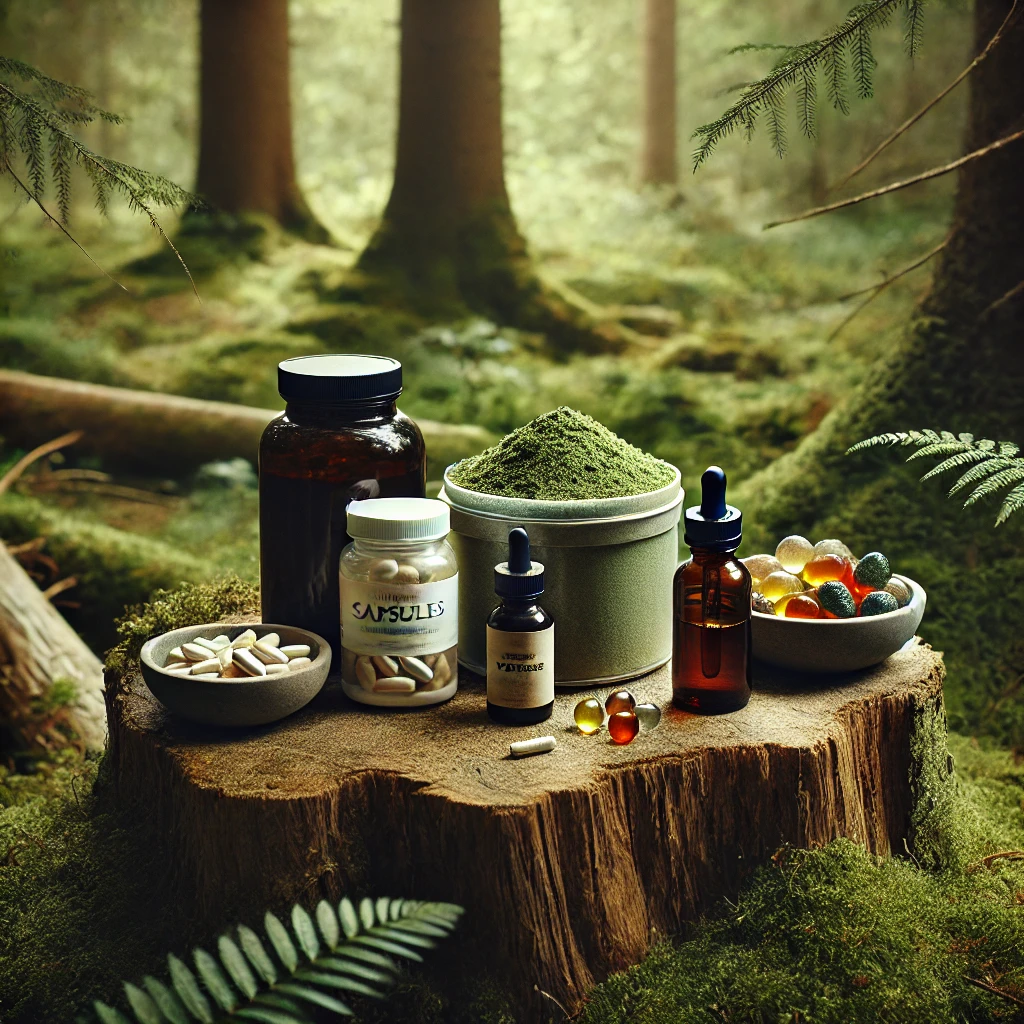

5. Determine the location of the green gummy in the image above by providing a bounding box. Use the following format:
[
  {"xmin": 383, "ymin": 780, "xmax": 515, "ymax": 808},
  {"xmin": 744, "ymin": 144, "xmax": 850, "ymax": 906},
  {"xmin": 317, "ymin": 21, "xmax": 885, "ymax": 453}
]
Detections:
[
  {"xmin": 859, "ymin": 591, "xmax": 899, "ymax": 616},
  {"xmin": 817, "ymin": 580, "xmax": 857, "ymax": 618},
  {"xmin": 854, "ymin": 551, "xmax": 891, "ymax": 589}
]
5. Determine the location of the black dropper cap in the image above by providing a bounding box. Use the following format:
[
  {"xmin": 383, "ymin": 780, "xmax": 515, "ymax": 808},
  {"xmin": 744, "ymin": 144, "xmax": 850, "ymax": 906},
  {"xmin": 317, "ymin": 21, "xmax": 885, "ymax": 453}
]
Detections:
[
  {"xmin": 494, "ymin": 527, "xmax": 545, "ymax": 600},
  {"xmin": 683, "ymin": 466, "xmax": 742, "ymax": 550}
]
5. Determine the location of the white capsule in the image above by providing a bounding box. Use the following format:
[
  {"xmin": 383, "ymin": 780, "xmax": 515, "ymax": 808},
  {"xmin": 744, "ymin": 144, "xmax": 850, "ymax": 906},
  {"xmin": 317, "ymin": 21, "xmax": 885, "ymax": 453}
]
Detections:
[
  {"xmin": 230, "ymin": 629, "xmax": 258, "ymax": 649},
  {"xmin": 509, "ymin": 736, "xmax": 556, "ymax": 759},
  {"xmin": 394, "ymin": 564, "xmax": 420, "ymax": 585},
  {"xmin": 191, "ymin": 658, "xmax": 221, "ymax": 675},
  {"xmin": 399, "ymin": 656, "xmax": 433, "ymax": 683},
  {"xmin": 258, "ymin": 632, "xmax": 280, "ymax": 650},
  {"xmin": 167, "ymin": 647, "xmax": 187, "ymax": 664},
  {"xmin": 265, "ymin": 662, "xmax": 289, "ymax": 675},
  {"xmin": 182, "ymin": 642, "xmax": 211, "ymax": 662},
  {"xmin": 193, "ymin": 637, "xmax": 220, "ymax": 653},
  {"xmin": 217, "ymin": 647, "xmax": 234, "ymax": 671},
  {"xmin": 373, "ymin": 676, "xmax": 416, "ymax": 693},
  {"xmin": 253, "ymin": 641, "xmax": 289, "ymax": 665},
  {"xmin": 280, "ymin": 644, "xmax": 311, "ymax": 659},
  {"xmin": 355, "ymin": 656, "xmax": 376, "ymax": 690},
  {"xmin": 369, "ymin": 559, "xmax": 400, "ymax": 582},
  {"xmin": 191, "ymin": 673, "xmax": 221, "ymax": 681},
  {"xmin": 233, "ymin": 648, "xmax": 266, "ymax": 676},
  {"xmin": 372, "ymin": 655, "xmax": 399, "ymax": 677},
  {"xmin": 288, "ymin": 657, "xmax": 312, "ymax": 671},
  {"xmin": 163, "ymin": 663, "xmax": 191, "ymax": 675}
]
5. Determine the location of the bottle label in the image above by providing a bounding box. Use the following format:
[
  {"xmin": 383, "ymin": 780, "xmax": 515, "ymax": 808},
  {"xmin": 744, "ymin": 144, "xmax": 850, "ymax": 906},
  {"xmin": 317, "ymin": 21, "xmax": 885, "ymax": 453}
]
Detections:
[
  {"xmin": 486, "ymin": 625, "xmax": 555, "ymax": 709},
  {"xmin": 341, "ymin": 575, "xmax": 458, "ymax": 657}
]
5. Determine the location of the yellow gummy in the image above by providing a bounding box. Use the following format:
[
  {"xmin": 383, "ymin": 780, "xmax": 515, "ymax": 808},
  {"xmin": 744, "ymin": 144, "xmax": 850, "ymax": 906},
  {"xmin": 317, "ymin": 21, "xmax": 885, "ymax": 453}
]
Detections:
[
  {"xmin": 775, "ymin": 535, "xmax": 815, "ymax": 574},
  {"xmin": 761, "ymin": 570, "xmax": 805, "ymax": 603},
  {"xmin": 574, "ymin": 698, "xmax": 605, "ymax": 735},
  {"xmin": 741, "ymin": 553, "xmax": 783, "ymax": 588}
]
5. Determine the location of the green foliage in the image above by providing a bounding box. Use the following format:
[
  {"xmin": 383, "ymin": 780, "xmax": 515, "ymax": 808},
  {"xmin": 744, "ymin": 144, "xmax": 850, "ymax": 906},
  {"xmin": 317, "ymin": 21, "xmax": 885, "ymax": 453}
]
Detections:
[
  {"xmin": 848, "ymin": 429, "xmax": 1024, "ymax": 525},
  {"xmin": 89, "ymin": 898, "xmax": 463, "ymax": 1024},
  {"xmin": 693, "ymin": 0, "xmax": 928, "ymax": 166},
  {"xmin": 0, "ymin": 56, "xmax": 195, "ymax": 226}
]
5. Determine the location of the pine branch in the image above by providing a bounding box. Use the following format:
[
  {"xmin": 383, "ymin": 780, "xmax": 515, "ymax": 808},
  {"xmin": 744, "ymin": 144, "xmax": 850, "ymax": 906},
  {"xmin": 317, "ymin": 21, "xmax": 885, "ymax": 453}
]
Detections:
[
  {"xmin": 691, "ymin": 0, "xmax": 904, "ymax": 169},
  {"xmin": 847, "ymin": 430, "xmax": 1024, "ymax": 525},
  {"xmin": 764, "ymin": 128, "xmax": 1024, "ymax": 228},
  {"xmin": 835, "ymin": 0, "xmax": 1020, "ymax": 188}
]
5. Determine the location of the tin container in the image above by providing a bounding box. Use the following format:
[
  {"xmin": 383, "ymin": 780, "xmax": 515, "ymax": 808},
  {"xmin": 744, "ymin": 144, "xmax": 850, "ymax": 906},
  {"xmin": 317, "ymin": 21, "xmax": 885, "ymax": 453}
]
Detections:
[{"xmin": 440, "ymin": 466, "xmax": 682, "ymax": 686}]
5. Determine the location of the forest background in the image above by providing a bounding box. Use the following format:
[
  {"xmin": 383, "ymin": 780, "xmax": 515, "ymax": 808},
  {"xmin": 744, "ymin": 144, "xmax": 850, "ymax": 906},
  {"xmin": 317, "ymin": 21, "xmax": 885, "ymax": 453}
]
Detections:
[{"xmin": 1, "ymin": 0, "xmax": 1024, "ymax": 1021}]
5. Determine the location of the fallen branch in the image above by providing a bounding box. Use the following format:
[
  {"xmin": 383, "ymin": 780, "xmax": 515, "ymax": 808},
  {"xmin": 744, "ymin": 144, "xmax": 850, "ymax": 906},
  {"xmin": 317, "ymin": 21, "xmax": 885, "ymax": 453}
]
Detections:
[
  {"xmin": 964, "ymin": 975, "xmax": 1024, "ymax": 1008},
  {"xmin": 41, "ymin": 576, "xmax": 78, "ymax": 601},
  {"xmin": 981, "ymin": 850, "xmax": 1024, "ymax": 868},
  {"xmin": 834, "ymin": 0, "xmax": 1020, "ymax": 189},
  {"xmin": 0, "ymin": 429, "xmax": 83, "ymax": 496},
  {"xmin": 982, "ymin": 278, "xmax": 1024, "ymax": 318},
  {"xmin": 766, "ymin": 129, "xmax": 1024, "ymax": 229}
]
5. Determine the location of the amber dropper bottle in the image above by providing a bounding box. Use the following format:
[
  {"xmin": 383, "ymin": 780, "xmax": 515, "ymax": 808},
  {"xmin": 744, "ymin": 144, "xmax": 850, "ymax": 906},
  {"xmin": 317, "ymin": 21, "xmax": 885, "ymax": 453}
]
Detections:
[{"xmin": 672, "ymin": 466, "xmax": 752, "ymax": 713}]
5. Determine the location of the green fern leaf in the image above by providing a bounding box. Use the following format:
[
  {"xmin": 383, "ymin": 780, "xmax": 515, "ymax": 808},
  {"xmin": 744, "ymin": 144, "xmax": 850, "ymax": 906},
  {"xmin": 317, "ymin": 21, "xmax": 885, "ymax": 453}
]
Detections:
[
  {"xmin": 93, "ymin": 1002, "xmax": 132, "ymax": 1024},
  {"xmin": 903, "ymin": 0, "xmax": 925, "ymax": 56},
  {"xmin": 274, "ymin": 983, "xmax": 353, "ymax": 1016},
  {"xmin": 141, "ymin": 977, "xmax": 189, "ymax": 1024},
  {"xmin": 234, "ymin": 1009, "xmax": 305, "ymax": 1024},
  {"xmin": 353, "ymin": 935, "xmax": 424, "ymax": 961},
  {"xmin": 358, "ymin": 898, "xmax": 376, "ymax": 931},
  {"xmin": 964, "ymin": 466, "xmax": 1024, "ymax": 506},
  {"xmin": 997, "ymin": 482, "xmax": 1024, "ymax": 526},
  {"xmin": 917, "ymin": 448, "xmax": 994, "ymax": 481},
  {"xmin": 375, "ymin": 897, "xmax": 391, "ymax": 925},
  {"xmin": 958, "ymin": 432, "xmax": 975, "ymax": 443},
  {"xmin": 388, "ymin": 918, "xmax": 451, "ymax": 939},
  {"xmin": 978, "ymin": 438, "xmax": 997, "ymax": 451},
  {"xmin": 316, "ymin": 956, "xmax": 395, "ymax": 983},
  {"xmin": 167, "ymin": 956, "xmax": 213, "ymax": 1024},
  {"xmin": 123, "ymin": 984, "xmax": 161, "ymax": 1024},
  {"xmin": 327, "ymin": 946, "xmax": 396, "ymax": 972},
  {"xmin": 250, "ymin": 993, "xmax": 308, "ymax": 1017},
  {"xmin": 293, "ymin": 969, "xmax": 383, "ymax": 998},
  {"xmin": 906, "ymin": 441, "xmax": 973, "ymax": 461},
  {"xmin": 946, "ymin": 458, "xmax": 1018, "ymax": 495},
  {"xmin": 998, "ymin": 442, "xmax": 1019, "ymax": 458},
  {"xmin": 238, "ymin": 926, "xmax": 278, "ymax": 985},
  {"xmin": 316, "ymin": 900, "xmax": 340, "ymax": 951},
  {"xmin": 193, "ymin": 948, "xmax": 237, "ymax": 1012},
  {"xmin": 264, "ymin": 913, "xmax": 299, "ymax": 972},
  {"xmin": 291, "ymin": 905, "xmax": 320, "ymax": 962},
  {"xmin": 388, "ymin": 900, "xmax": 404, "ymax": 921},
  {"xmin": 846, "ymin": 432, "xmax": 909, "ymax": 453},
  {"xmin": 338, "ymin": 898, "xmax": 360, "ymax": 939},
  {"xmin": 371, "ymin": 926, "xmax": 438, "ymax": 949},
  {"xmin": 217, "ymin": 935, "xmax": 258, "ymax": 1000}
]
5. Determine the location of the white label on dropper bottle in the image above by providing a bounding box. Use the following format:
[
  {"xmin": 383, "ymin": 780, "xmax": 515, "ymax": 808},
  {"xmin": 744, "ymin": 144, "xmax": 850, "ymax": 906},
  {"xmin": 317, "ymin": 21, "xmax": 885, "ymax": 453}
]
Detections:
[{"xmin": 486, "ymin": 624, "xmax": 555, "ymax": 708}]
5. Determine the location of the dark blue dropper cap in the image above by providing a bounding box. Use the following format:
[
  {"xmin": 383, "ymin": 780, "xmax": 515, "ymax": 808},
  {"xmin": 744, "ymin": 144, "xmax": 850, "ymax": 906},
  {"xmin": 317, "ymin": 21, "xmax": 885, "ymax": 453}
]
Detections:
[
  {"xmin": 683, "ymin": 466, "xmax": 743, "ymax": 550},
  {"xmin": 494, "ymin": 527, "xmax": 545, "ymax": 600}
]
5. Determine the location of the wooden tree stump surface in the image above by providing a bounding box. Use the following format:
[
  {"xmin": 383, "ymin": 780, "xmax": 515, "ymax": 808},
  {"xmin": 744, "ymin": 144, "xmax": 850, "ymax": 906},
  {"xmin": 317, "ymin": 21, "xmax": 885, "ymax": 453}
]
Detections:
[{"xmin": 107, "ymin": 640, "xmax": 944, "ymax": 1018}]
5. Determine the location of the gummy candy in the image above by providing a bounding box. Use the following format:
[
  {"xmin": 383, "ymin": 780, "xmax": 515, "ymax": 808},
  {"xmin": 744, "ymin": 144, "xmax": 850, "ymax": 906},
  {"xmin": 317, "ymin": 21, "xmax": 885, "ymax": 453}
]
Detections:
[
  {"xmin": 608, "ymin": 711, "xmax": 640, "ymax": 745},
  {"xmin": 775, "ymin": 535, "xmax": 815, "ymax": 574},
  {"xmin": 760, "ymin": 571, "xmax": 805, "ymax": 603},
  {"xmin": 817, "ymin": 580, "xmax": 857, "ymax": 618},
  {"xmin": 775, "ymin": 593, "xmax": 802, "ymax": 615},
  {"xmin": 812, "ymin": 538, "xmax": 854, "ymax": 562},
  {"xmin": 859, "ymin": 591, "xmax": 899, "ymax": 616},
  {"xmin": 801, "ymin": 554, "xmax": 847, "ymax": 587},
  {"xmin": 751, "ymin": 591, "xmax": 777, "ymax": 615},
  {"xmin": 634, "ymin": 703, "xmax": 662, "ymax": 730},
  {"xmin": 574, "ymin": 698, "xmax": 605, "ymax": 735},
  {"xmin": 784, "ymin": 594, "xmax": 821, "ymax": 619},
  {"xmin": 741, "ymin": 554, "xmax": 783, "ymax": 588},
  {"xmin": 883, "ymin": 578, "xmax": 911, "ymax": 608},
  {"xmin": 605, "ymin": 690, "xmax": 636, "ymax": 716},
  {"xmin": 854, "ymin": 552, "xmax": 891, "ymax": 589}
]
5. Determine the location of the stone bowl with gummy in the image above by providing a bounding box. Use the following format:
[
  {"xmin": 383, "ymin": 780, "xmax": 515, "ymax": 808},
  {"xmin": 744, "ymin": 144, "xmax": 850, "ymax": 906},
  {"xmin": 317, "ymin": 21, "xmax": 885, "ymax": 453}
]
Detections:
[
  {"xmin": 751, "ymin": 575, "xmax": 926, "ymax": 673},
  {"xmin": 140, "ymin": 623, "xmax": 331, "ymax": 727}
]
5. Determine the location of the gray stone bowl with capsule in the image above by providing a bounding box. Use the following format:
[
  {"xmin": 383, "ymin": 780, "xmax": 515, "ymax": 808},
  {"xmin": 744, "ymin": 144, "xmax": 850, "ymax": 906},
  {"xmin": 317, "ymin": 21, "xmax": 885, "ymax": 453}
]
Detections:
[
  {"xmin": 751, "ymin": 574, "xmax": 926, "ymax": 673},
  {"xmin": 140, "ymin": 623, "xmax": 331, "ymax": 727}
]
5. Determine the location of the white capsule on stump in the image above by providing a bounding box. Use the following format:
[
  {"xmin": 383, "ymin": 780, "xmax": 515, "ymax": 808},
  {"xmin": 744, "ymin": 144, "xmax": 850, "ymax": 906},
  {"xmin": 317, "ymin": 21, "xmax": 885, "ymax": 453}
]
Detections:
[{"xmin": 509, "ymin": 736, "xmax": 556, "ymax": 759}]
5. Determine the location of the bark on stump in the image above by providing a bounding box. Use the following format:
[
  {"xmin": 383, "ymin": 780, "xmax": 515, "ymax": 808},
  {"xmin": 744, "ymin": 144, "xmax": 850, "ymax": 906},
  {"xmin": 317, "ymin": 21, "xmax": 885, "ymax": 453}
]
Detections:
[{"xmin": 106, "ymin": 640, "xmax": 944, "ymax": 1017}]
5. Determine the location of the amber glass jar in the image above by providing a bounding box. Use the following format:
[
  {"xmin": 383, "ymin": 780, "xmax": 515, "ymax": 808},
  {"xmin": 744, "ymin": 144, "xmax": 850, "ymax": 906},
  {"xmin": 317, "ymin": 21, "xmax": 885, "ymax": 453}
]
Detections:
[{"xmin": 259, "ymin": 355, "xmax": 426, "ymax": 657}]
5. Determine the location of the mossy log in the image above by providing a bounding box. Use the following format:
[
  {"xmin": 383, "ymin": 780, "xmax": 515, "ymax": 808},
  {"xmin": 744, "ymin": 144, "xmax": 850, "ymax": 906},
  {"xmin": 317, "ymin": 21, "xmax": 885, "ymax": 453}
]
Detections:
[
  {"xmin": 105, "ymin": 639, "xmax": 945, "ymax": 1017},
  {"xmin": 0, "ymin": 370, "xmax": 492, "ymax": 480},
  {"xmin": 0, "ymin": 539, "xmax": 105, "ymax": 751}
]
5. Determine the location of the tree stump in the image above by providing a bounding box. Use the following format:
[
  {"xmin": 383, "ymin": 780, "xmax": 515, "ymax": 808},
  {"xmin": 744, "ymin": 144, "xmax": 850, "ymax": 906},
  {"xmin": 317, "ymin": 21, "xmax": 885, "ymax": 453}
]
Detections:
[{"xmin": 106, "ymin": 640, "xmax": 945, "ymax": 1017}]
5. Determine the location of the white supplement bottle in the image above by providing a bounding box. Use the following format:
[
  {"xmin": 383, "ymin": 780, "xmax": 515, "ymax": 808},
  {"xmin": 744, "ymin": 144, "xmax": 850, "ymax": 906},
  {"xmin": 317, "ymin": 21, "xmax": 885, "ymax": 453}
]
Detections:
[{"xmin": 339, "ymin": 498, "xmax": 458, "ymax": 707}]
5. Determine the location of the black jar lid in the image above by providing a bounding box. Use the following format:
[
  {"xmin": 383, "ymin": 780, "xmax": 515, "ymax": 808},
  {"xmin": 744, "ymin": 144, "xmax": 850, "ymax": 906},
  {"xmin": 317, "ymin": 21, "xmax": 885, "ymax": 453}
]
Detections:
[{"xmin": 278, "ymin": 354, "xmax": 402, "ymax": 403}]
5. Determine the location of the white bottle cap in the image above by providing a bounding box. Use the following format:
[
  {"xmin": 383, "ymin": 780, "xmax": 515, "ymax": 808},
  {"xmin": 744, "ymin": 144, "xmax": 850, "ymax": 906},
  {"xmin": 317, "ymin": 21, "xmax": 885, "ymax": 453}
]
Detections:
[{"xmin": 346, "ymin": 498, "xmax": 450, "ymax": 542}]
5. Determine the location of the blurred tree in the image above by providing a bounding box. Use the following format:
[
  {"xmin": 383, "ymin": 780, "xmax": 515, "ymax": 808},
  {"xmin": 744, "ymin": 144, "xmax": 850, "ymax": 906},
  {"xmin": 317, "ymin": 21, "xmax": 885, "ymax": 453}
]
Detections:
[
  {"xmin": 640, "ymin": 0, "xmax": 678, "ymax": 185},
  {"xmin": 355, "ymin": 0, "xmax": 627, "ymax": 352},
  {"xmin": 193, "ymin": 0, "xmax": 327, "ymax": 241}
]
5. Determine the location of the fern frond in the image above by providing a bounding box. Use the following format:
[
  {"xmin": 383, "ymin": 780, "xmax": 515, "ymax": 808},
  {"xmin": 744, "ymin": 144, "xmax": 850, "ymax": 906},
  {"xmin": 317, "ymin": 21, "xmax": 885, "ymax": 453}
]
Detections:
[
  {"xmin": 90, "ymin": 897, "xmax": 463, "ymax": 1024},
  {"xmin": 903, "ymin": 0, "xmax": 926, "ymax": 57},
  {"xmin": 848, "ymin": 427, "xmax": 1024, "ymax": 526},
  {"xmin": 692, "ymin": 0, "xmax": 918, "ymax": 168}
]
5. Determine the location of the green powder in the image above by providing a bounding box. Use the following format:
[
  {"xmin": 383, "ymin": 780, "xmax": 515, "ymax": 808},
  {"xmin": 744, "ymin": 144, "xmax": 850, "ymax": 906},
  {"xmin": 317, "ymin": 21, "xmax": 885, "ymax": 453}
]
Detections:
[{"xmin": 448, "ymin": 407, "xmax": 677, "ymax": 500}]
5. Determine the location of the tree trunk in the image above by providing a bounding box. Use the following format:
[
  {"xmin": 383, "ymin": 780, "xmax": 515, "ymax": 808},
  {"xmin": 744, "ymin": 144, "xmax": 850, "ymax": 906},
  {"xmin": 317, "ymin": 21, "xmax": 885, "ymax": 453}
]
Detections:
[
  {"xmin": 0, "ymin": 370, "xmax": 493, "ymax": 482},
  {"xmin": 640, "ymin": 0, "xmax": 678, "ymax": 185},
  {"xmin": 737, "ymin": 0, "xmax": 1024, "ymax": 743},
  {"xmin": 106, "ymin": 625, "xmax": 946, "ymax": 1018},
  {"xmin": 356, "ymin": 0, "xmax": 632, "ymax": 353},
  {"xmin": 0, "ymin": 540, "xmax": 105, "ymax": 753},
  {"xmin": 194, "ymin": 0, "xmax": 325, "ymax": 241}
]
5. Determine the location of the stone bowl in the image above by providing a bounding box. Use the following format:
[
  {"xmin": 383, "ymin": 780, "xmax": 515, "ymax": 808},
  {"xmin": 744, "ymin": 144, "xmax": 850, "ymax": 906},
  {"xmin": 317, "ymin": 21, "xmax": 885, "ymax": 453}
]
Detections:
[
  {"xmin": 751, "ymin": 575, "xmax": 926, "ymax": 673},
  {"xmin": 140, "ymin": 623, "xmax": 331, "ymax": 727}
]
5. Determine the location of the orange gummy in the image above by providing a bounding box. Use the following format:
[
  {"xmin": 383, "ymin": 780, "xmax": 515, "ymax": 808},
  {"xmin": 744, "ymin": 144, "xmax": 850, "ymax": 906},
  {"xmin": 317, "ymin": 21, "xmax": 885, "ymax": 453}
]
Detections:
[
  {"xmin": 608, "ymin": 711, "xmax": 640, "ymax": 745},
  {"xmin": 784, "ymin": 594, "xmax": 821, "ymax": 619},
  {"xmin": 802, "ymin": 554, "xmax": 847, "ymax": 586}
]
